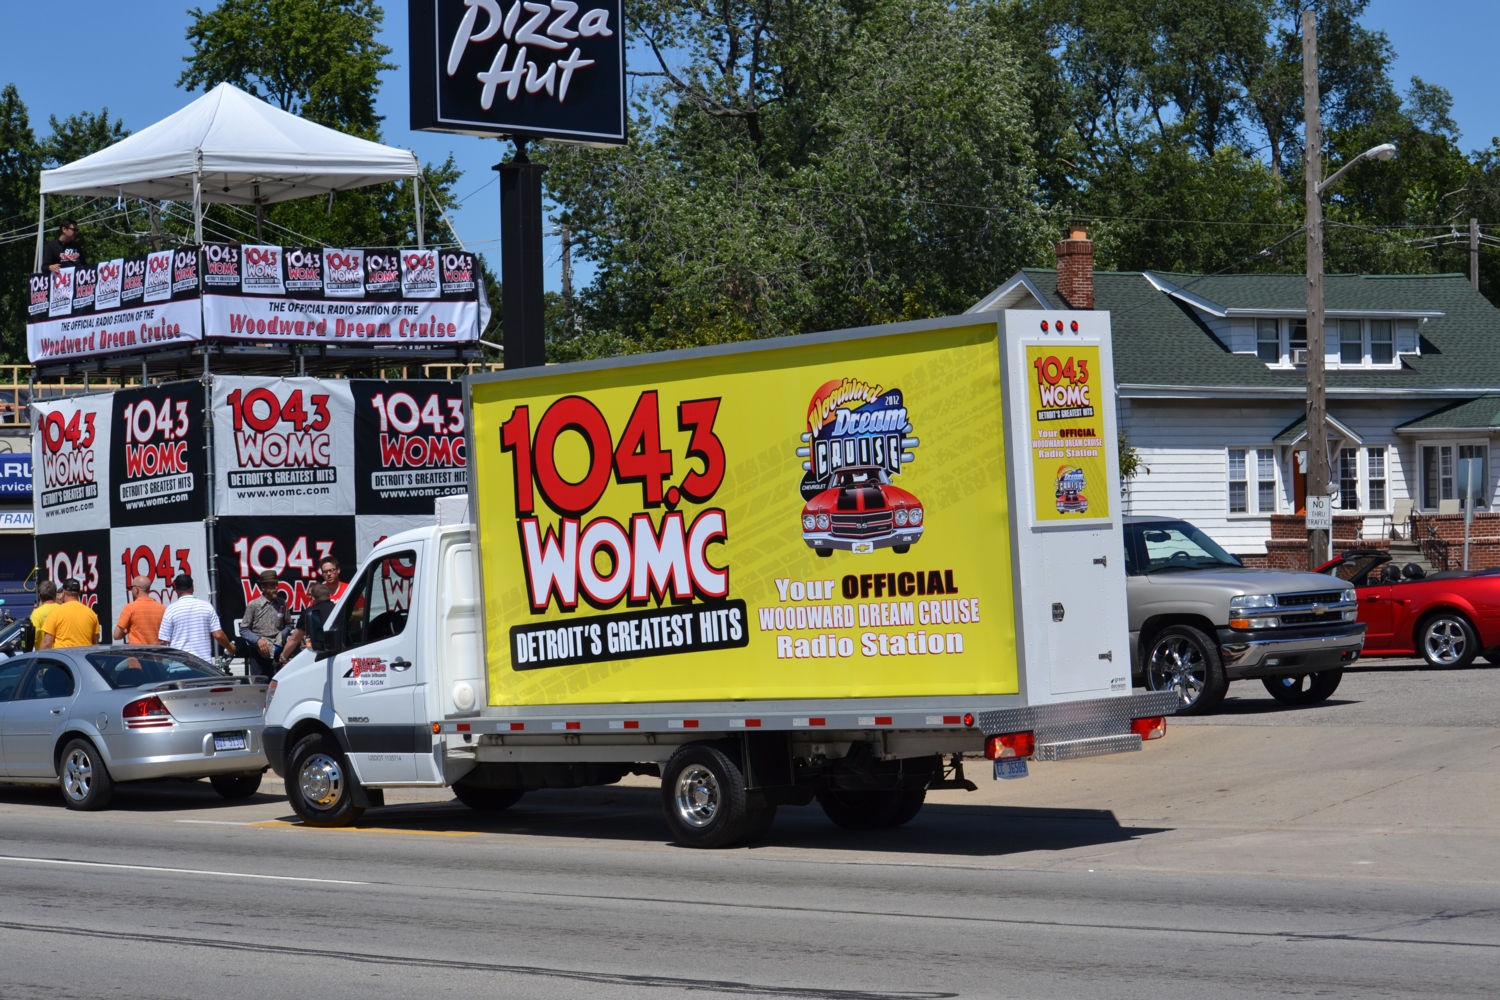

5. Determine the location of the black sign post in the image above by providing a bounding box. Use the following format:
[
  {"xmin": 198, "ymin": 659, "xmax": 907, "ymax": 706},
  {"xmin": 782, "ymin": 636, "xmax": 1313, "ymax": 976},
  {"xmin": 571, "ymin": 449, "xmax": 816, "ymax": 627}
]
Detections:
[{"xmin": 409, "ymin": 0, "xmax": 627, "ymax": 370}]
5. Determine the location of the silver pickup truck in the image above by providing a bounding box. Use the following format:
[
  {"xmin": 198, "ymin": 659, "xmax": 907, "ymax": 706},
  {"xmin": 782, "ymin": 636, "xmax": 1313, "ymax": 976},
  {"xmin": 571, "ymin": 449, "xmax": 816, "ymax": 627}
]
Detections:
[{"xmin": 1125, "ymin": 516, "xmax": 1366, "ymax": 714}]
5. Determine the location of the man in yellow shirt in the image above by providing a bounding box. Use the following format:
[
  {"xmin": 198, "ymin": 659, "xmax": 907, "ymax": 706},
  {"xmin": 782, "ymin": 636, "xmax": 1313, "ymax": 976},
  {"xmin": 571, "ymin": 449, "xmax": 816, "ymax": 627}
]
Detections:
[
  {"xmin": 39, "ymin": 580, "xmax": 101, "ymax": 649},
  {"xmin": 29, "ymin": 580, "xmax": 59, "ymax": 649}
]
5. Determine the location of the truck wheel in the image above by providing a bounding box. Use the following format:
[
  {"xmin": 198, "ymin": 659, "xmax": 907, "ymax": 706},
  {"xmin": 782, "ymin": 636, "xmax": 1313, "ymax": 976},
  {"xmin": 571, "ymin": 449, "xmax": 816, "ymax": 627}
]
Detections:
[
  {"xmin": 59, "ymin": 738, "xmax": 114, "ymax": 811},
  {"xmin": 453, "ymin": 784, "xmax": 525, "ymax": 811},
  {"xmin": 286, "ymin": 733, "xmax": 364, "ymax": 828},
  {"xmin": 886, "ymin": 788, "xmax": 926, "ymax": 827},
  {"xmin": 1143, "ymin": 625, "xmax": 1227, "ymax": 715},
  {"xmin": 661, "ymin": 745, "xmax": 752, "ymax": 848},
  {"xmin": 1418, "ymin": 612, "xmax": 1478, "ymax": 669},
  {"xmin": 1262, "ymin": 669, "xmax": 1342, "ymax": 705},
  {"xmin": 209, "ymin": 772, "xmax": 263, "ymax": 800},
  {"xmin": 816, "ymin": 789, "xmax": 901, "ymax": 830}
]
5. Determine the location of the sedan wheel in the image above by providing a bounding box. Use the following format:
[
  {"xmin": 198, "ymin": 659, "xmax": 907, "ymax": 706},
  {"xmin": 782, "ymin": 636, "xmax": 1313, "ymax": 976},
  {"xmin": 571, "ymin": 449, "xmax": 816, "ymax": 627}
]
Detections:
[
  {"xmin": 1419, "ymin": 613, "xmax": 1478, "ymax": 669},
  {"xmin": 1144, "ymin": 624, "xmax": 1228, "ymax": 715},
  {"xmin": 59, "ymin": 738, "xmax": 114, "ymax": 811}
]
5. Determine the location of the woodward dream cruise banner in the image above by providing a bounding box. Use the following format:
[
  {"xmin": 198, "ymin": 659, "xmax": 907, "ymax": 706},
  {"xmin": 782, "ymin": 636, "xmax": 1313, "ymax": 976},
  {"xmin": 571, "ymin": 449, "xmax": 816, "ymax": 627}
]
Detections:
[{"xmin": 25, "ymin": 244, "xmax": 485, "ymax": 362}]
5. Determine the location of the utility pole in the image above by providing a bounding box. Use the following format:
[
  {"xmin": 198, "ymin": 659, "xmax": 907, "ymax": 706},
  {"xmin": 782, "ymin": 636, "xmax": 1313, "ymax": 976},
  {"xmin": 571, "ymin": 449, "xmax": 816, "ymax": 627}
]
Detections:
[
  {"xmin": 558, "ymin": 224, "xmax": 573, "ymax": 305},
  {"xmin": 1303, "ymin": 10, "xmax": 1330, "ymax": 571},
  {"xmin": 1471, "ymin": 217, "xmax": 1480, "ymax": 290},
  {"xmin": 495, "ymin": 140, "xmax": 549, "ymax": 369}
]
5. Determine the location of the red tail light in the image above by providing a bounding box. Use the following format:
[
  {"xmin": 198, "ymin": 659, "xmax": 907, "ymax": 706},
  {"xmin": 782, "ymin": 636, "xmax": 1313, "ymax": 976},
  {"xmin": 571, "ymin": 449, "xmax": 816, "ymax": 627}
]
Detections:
[
  {"xmin": 1130, "ymin": 716, "xmax": 1166, "ymax": 740},
  {"xmin": 985, "ymin": 731, "xmax": 1035, "ymax": 759},
  {"xmin": 123, "ymin": 695, "xmax": 172, "ymax": 728}
]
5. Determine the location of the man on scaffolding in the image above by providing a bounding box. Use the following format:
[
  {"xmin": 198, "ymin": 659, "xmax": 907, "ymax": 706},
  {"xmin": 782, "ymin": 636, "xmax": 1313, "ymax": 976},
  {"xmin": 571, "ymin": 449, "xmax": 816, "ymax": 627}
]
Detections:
[{"xmin": 43, "ymin": 219, "xmax": 85, "ymax": 273}]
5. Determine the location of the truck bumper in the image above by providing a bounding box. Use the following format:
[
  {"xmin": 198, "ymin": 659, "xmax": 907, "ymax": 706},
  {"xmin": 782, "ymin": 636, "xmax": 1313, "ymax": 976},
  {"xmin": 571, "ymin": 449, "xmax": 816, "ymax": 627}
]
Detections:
[
  {"xmin": 1216, "ymin": 624, "xmax": 1366, "ymax": 679},
  {"xmin": 975, "ymin": 690, "xmax": 1180, "ymax": 761},
  {"xmin": 263, "ymin": 726, "xmax": 288, "ymax": 776}
]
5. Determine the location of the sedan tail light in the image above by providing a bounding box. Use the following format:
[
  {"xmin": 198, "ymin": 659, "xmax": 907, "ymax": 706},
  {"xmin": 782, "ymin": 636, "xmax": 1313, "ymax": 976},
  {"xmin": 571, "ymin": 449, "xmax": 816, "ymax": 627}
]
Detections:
[
  {"xmin": 123, "ymin": 695, "xmax": 173, "ymax": 729},
  {"xmin": 985, "ymin": 731, "xmax": 1035, "ymax": 759}
]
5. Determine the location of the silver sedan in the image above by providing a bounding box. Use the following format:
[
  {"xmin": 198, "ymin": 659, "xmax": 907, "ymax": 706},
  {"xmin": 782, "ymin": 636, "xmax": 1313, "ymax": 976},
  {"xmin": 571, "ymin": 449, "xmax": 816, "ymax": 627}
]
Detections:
[{"xmin": 0, "ymin": 646, "xmax": 268, "ymax": 810}]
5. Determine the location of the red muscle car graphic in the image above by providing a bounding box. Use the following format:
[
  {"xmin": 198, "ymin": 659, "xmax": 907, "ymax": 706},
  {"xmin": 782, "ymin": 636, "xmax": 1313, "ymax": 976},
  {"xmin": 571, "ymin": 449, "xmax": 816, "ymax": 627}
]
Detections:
[{"xmin": 801, "ymin": 470, "xmax": 923, "ymax": 557}]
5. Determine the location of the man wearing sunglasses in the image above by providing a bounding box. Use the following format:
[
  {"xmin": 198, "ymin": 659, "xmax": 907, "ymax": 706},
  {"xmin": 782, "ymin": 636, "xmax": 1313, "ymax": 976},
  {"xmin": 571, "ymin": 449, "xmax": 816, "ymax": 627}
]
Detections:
[{"xmin": 43, "ymin": 219, "xmax": 85, "ymax": 273}]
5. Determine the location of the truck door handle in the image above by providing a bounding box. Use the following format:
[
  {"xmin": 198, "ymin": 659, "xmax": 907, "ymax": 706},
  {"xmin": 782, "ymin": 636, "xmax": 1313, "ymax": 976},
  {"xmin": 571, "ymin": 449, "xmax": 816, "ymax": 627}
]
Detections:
[
  {"xmin": 1093, "ymin": 556, "xmax": 1107, "ymax": 566},
  {"xmin": 390, "ymin": 658, "xmax": 412, "ymax": 671}
]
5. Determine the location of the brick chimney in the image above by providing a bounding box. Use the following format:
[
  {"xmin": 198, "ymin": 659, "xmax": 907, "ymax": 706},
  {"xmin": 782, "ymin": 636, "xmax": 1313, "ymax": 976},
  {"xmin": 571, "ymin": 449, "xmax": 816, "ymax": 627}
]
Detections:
[{"xmin": 1055, "ymin": 222, "xmax": 1094, "ymax": 309}]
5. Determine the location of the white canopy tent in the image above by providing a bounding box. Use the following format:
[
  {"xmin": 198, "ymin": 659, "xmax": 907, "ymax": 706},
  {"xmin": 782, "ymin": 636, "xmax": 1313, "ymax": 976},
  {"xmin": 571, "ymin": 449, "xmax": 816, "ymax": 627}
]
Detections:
[{"xmin": 36, "ymin": 82, "xmax": 424, "ymax": 265}]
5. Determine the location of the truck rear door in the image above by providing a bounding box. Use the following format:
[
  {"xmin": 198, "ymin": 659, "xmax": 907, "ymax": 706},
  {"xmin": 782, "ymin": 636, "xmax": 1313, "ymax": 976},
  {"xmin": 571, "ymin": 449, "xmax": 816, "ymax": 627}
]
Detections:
[{"xmin": 331, "ymin": 544, "xmax": 424, "ymax": 782}]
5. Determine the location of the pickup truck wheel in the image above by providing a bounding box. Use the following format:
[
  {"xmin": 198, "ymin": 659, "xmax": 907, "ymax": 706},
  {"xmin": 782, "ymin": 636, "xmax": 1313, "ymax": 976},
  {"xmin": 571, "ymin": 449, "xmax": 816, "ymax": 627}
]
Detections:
[
  {"xmin": 1262, "ymin": 669, "xmax": 1343, "ymax": 705},
  {"xmin": 817, "ymin": 789, "xmax": 902, "ymax": 830},
  {"xmin": 209, "ymin": 772, "xmax": 263, "ymax": 800},
  {"xmin": 286, "ymin": 733, "xmax": 364, "ymax": 828},
  {"xmin": 661, "ymin": 745, "xmax": 751, "ymax": 849},
  {"xmin": 1418, "ymin": 612, "xmax": 1478, "ymax": 669},
  {"xmin": 59, "ymin": 738, "xmax": 114, "ymax": 811},
  {"xmin": 1143, "ymin": 625, "xmax": 1227, "ymax": 715},
  {"xmin": 452, "ymin": 784, "xmax": 525, "ymax": 811}
]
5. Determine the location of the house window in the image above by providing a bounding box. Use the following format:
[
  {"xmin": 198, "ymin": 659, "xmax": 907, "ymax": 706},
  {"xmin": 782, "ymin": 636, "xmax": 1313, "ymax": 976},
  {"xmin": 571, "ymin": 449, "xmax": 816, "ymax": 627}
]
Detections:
[
  {"xmin": 1368, "ymin": 447, "xmax": 1387, "ymax": 510},
  {"xmin": 1257, "ymin": 449, "xmax": 1277, "ymax": 512},
  {"xmin": 1370, "ymin": 320, "xmax": 1394, "ymax": 365},
  {"xmin": 1257, "ymin": 319, "xmax": 1280, "ymax": 363},
  {"xmin": 1228, "ymin": 449, "xmax": 1248, "ymax": 513},
  {"xmin": 1460, "ymin": 444, "xmax": 1487, "ymax": 508},
  {"xmin": 1339, "ymin": 320, "xmax": 1362, "ymax": 365},
  {"xmin": 1339, "ymin": 448, "xmax": 1359, "ymax": 509},
  {"xmin": 1423, "ymin": 445, "xmax": 1455, "ymax": 508},
  {"xmin": 1289, "ymin": 319, "xmax": 1307, "ymax": 361}
]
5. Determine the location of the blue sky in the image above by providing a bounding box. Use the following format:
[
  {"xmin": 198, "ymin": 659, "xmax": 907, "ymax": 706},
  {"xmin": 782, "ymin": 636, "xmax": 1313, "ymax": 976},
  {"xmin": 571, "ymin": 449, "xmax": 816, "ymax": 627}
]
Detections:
[{"xmin": 4, "ymin": 1, "xmax": 1496, "ymax": 291}]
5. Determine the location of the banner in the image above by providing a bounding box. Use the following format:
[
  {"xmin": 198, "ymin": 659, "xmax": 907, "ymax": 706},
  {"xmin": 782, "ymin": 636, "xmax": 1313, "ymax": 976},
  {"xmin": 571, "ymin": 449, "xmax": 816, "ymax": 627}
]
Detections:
[
  {"xmin": 35, "ymin": 529, "xmax": 112, "ymax": 629},
  {"xmin": 32, "ymin": 394, "xmax": 113, "ymax": 536},
  {"xmin": 468, "ymin": 322, "xmax": 1016, "ymax": 706},
  {"xmin": 109, "ymin": 382, "xmax": 208, "ymax": 527},
  {"xmin": 198, "ymin": 242, "xmax": 483, "ymax": 346},
  {"xmin": 214, "ymin": 515, "xmax": 357, "ymax": 627},
  {"xmin": 0, "ymin": 454, "xmax": 32, "ymax": 498},
  {"xmin": 212, "ymin": 376, "xmax": 356, "ymax": 517},
  {"xmin": 1025, "ymin": 344, "xmax": 1109, "ymax": 525},
  {"xmin": 110, "ymin": 521, "xmax": 211, "ymax": 612},
  {"xmin": 351, "ymin": 380, "xmax": 467, "ymax": 514},
  {"xmin": 356, "ymin": 514, "xmax": 435, "ymax": 563},
  {"xmin": 26, "ymin": 250, "xmax": 203, "ymax": 363}
]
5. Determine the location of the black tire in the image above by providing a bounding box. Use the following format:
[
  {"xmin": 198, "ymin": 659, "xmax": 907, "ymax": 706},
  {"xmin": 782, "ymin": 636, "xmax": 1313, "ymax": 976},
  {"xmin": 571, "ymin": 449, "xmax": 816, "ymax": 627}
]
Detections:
[
  {"xmin": 740, "ymin": 803, "xmax": 778, "ymax": 845},
  {"xmin": 816, "ymin": 789, "xmax": 902, "ymax": 830},
  {"xmin": 816, "ymin": 548, "xmax": 833, "ymax": 558},
  {"xmin": 285, "ymin": 732, "xmax": 364, "ymax": 827},
  {"xmin": 58, "ymin": 738, "xmax": 114, "ymax": 811},
  {"xmin": 1417, "ymin": 611, "xmax": 1479, "ymax": 669},
  {"xmin": 1482, "ymin": 649, "xmax": 1500, "ymax": 665},
  {"xmin": 893, "ymin": 544, "xmax": 911, "ymax": 554},
  {"xmin": 660, "ymin": 745, "xmax": 752, "ymax": 849},
  {"xmin": 886, "ymin": 788, "xmax": 926, "ymax": 827},
  {"xmin": 453, "ymin": 784, "xmax": 525, "ymax": 811},
  {"xmin": 209, "ymin": 772, "xmax": 263, "ymax": 800},
  {"xmin": 1262, "ymin": 670, "xmax": 1343, "ymax": 705},
  {"xmin": 1142, "ymin": 624, "xmax": 1228, "ymax": 715}
]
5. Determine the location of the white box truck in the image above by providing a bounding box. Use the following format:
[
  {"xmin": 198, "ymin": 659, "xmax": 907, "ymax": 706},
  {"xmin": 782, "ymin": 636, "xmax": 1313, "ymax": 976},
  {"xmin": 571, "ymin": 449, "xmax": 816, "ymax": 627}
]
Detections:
[{"xmin": 263, "ymin": 310, "xmax": 1177, "ymax": 846}]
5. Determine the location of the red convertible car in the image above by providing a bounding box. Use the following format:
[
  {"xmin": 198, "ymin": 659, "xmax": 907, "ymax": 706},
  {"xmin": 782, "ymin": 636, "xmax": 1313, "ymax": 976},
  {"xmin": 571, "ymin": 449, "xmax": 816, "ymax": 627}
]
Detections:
[{"xmin": 1316, "ymin": 550, "xmax": 1500, "ymax": 668}]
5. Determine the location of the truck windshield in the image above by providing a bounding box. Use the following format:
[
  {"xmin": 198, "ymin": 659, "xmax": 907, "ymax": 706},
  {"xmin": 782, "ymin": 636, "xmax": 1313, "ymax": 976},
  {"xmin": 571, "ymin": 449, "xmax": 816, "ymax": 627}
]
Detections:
[{"xmin": 1133, "ymin": 522, "xmax": 1242, "ymax": 573}]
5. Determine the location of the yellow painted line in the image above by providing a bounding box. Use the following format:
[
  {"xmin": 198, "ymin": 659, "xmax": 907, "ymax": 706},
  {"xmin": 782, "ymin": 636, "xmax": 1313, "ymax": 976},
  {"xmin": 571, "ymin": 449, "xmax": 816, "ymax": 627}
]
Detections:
[{"xmin": 248, "ymin": 820, "xmax": 477, "ymax": 838}]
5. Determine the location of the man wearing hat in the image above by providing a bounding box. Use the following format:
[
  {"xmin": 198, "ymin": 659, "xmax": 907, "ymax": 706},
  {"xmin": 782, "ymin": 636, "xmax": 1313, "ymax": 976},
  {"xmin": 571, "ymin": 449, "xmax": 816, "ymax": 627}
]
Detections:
[{"xmin": 238, "ymin": 569, "xmax": 289, "ymax": 675}]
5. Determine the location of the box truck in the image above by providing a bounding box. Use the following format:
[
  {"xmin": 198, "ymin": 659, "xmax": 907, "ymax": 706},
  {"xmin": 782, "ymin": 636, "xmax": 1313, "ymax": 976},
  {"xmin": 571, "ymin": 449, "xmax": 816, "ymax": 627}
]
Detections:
[{"xmin": 262, "ymin": 310, "xmax": 1177, "ymax": 846}]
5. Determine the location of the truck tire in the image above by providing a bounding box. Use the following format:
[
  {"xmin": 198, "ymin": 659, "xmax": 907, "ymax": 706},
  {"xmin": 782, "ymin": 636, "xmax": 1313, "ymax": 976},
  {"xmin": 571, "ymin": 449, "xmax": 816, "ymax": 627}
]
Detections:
[
  {"xmin": 816, "ymin": 789, "xmax": 902, "ymax": 830},
  {"xmin": 286, "ymin": 732, "xmax": 364, "ymax": 828},
  {"xmin": 1262, "ymin": 670, "xmax": 1343, "ymax": 705},
  {"xmin": 1142, "ymin": 624, "xmax": 1228, "ymax": 715},
  {"xmin": 886, "ymin": 788, "xmax": 926, "ymax": 827},
  {"xmin": 209, "ymin": 772, "xmax": 263, "ymax": 800},
  {"xmin": 1418, "ymin": 611, "xmax": 1478, "ymax": 669},
  {"xmin": 661, "ymin": 745, "xmax": 753, "ymax": 848},
  {"xmin": 453, "ymin": 784, "xmax": 525, "ymax": 811},
  {"xmin": 59, "ymin": 738, "xmax": 114, "ymax": 811}
]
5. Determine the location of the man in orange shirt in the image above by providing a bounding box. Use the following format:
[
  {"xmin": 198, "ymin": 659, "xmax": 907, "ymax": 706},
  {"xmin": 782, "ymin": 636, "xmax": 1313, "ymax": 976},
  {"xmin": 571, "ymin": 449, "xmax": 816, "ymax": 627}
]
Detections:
[{"xmin": 114, "ymin": 576, "xmax": 165, "ymax": 645}]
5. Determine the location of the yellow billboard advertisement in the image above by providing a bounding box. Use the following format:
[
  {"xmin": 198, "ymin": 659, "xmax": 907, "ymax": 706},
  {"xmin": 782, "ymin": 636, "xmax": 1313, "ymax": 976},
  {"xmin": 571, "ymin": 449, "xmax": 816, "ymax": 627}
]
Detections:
[
  {"xmin": 468, "ymin": 321, "xmax": 1018, "ymax": 706},
  {"xmin": 1025, "ymin": 343, "xmax": 1109, "ymax": 523}
]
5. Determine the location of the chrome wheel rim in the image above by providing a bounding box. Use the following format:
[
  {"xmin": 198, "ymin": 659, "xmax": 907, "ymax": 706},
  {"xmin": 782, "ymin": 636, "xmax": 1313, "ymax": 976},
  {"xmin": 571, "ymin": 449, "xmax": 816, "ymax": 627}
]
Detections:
[
  {"xmin": 674, "ymin": 764, "xmax": 720, "ymax": 828},
  {"xmin": 1147, "ymin": 636, "xmax": 1206, "ymax": 706},
  {"xmin": 1425, "ymin": 620, "xmax": 1467, "ymax": 665},
  {"xmin": 298, "ymin": 753, "xmax": 344, "ymax": 809},
  {"xmin": 62, "ymin": 748, "xmax": 93, "ymax": 801}
]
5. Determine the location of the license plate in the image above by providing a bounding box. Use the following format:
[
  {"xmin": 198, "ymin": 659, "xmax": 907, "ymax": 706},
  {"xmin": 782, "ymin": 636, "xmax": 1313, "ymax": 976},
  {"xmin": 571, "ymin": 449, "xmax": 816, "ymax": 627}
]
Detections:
[
  {"xmin": 213, "ymin": 732, "xmax": 247, "ymax": 752},
  {"xmin": 851, "ymin": 541, "xmax": 875, "ymax": 554},
  {"xmin": 994, "ymin": 758, "xmax": 1029, "ymax": 780}
]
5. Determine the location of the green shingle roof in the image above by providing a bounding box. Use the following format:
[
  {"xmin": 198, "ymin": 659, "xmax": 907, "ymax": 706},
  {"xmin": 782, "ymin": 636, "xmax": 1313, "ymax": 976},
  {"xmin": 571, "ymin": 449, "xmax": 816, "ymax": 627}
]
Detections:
[
  {"xmin": 1017, "ymin": 268, "xmax": 1500, "ymax": 391},
  {"xmin": 1397, "ymin": 395, "xmax": 1500, "ymax": 430}
]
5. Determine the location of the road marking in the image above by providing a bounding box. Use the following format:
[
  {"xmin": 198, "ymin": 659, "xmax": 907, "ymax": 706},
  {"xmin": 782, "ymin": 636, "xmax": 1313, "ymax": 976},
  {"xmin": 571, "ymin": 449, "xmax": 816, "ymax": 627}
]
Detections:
[
  {"xmin": 0, "ymin": 855, "xmax": 368, "ymax": 885},
  {"xmin": 175, "ymin": 819, "xmax": 256, "ymax": 826},
  {"xmin": 248, "ymin": 819, "xmax": 477, "ymax": 837}
]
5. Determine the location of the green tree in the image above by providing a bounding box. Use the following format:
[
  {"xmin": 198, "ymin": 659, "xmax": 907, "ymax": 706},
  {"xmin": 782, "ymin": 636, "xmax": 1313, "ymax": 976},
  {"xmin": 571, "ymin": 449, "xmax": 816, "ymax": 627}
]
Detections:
[{"xmin": 0, "ymin": 85, "xmax": 41, "ymax": 361}]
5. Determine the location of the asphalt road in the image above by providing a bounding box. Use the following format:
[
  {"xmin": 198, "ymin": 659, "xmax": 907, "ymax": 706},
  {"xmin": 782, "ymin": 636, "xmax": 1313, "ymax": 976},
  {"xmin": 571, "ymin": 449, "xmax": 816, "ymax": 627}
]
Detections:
[{"xmin": 2, "ymin": 658, "xmax": 1499, "ymax": 999}]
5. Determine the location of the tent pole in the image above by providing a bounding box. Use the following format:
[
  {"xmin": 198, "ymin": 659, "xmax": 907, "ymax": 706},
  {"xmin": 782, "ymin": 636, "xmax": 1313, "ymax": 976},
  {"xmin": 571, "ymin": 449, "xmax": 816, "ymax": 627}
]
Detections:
[
  {"xmin": 414, "ymin": 174, "xmax": 424, "ymax": 248},
  {"xmin": 193, "ymin": 168, "xmax": 203, "ymax": 244},
  {"xmin": 34, "ymin": 192, "xmax": 45, "ymax": 270}
]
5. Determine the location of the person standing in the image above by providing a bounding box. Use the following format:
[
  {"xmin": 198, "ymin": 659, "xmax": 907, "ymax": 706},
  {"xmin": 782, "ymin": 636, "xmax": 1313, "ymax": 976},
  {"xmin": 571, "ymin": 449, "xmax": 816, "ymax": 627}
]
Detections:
[
  {"xmin": 319, "ymin": 556, "xmax": 348, "ymax": 603},
  {"xmin": 29, "ymin": 580, "xmax": 60, "ymax": 649},
  {"xmin": 38, "ymin": 580, "xmax": 100, "ymax": 649},
  {"xmin": 158, "ymin": 574, "xmax": 234, "ymax": 663},
  {"xmin": 43, "ymin": 219, "xmax": 85, "ymax": 272},
  {"xmin": 114, "ymin": 576, "xmax": 165, "ymax": 645}
]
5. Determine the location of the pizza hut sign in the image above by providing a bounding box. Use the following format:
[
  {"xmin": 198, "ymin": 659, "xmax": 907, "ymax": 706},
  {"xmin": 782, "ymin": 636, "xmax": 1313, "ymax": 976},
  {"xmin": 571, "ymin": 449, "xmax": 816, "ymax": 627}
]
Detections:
[{"xmin": 410, "ymin": 0, "xmax": 626, "ymax": 146}]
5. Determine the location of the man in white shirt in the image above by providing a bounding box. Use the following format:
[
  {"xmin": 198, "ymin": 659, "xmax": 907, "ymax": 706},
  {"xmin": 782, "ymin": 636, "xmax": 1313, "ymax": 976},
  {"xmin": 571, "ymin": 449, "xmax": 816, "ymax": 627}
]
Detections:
[{"xmin": 158, "ymin": 574, "xmax": 234, "ymax": 663}]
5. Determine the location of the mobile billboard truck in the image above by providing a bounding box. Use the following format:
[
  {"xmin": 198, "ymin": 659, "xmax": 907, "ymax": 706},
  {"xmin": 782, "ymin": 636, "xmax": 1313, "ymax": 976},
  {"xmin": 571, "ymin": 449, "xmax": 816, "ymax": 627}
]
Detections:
[{"xmin": 263, "ymin": 311, "xmax": 1177, "ymax": 847}]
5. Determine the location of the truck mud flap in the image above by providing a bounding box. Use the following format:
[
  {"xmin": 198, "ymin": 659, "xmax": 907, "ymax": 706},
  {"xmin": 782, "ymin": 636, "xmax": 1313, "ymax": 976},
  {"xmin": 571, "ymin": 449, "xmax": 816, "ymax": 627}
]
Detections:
[{"xmin": 975, "ymin": 690, "xmax": 1180, "ymax": 761}]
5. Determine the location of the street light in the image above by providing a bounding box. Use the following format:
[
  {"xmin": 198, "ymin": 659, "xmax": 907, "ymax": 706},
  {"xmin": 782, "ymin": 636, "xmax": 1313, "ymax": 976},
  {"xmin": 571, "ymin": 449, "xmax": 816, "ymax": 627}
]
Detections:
[{"xmin": 1302, "ymin": 9, "xmax": 1396, "ymax": 570}]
